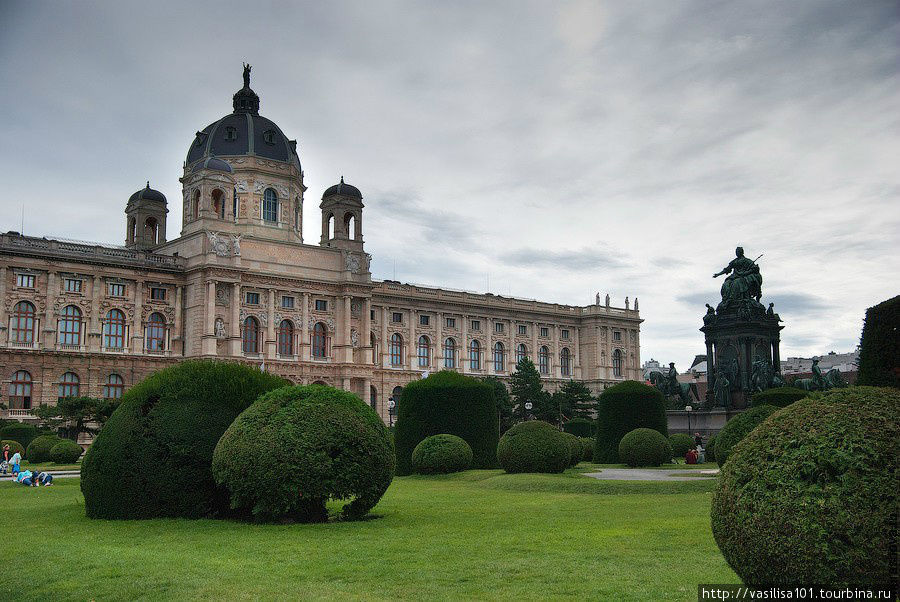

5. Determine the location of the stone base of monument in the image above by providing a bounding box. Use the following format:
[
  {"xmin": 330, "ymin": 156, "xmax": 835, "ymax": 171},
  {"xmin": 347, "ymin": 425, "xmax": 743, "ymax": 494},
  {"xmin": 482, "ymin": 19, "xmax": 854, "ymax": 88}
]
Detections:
[{"xmin": 666, "ymin": 408, "xmax": 732, "ymax": 436}]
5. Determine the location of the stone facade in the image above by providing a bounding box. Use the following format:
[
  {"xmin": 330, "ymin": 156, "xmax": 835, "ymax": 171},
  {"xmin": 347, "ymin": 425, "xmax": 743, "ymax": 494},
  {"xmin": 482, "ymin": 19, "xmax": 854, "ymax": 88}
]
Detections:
[{"xmin": 0, "ymin": 68, "xmax": 642, "ymax": 425}]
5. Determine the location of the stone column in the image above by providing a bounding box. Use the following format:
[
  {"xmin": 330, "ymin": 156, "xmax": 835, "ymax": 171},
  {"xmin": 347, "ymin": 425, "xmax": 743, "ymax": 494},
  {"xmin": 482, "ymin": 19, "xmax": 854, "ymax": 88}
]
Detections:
[
  {"xmin": 508, "ymin": 319, "xmax": 515, "ymax": 374},
  {"xmin": 461, "ymin": 314, "xmax": 469, "ymax": 373},
  {"xmin": 381, "ymin": 306, "xmax": 389, "ymax": 366},
  {"xmin": 596, "ymin": 326, "xmax": 604, "ymax": 380},
  {"xmin": 408, "ymin": 309, "xmax": 416, "ymax": 370},
  {"xmin": 202, "ymin": 279, "xmax": 217, "ymax": 355},
  {"xmin": 301, "ymin": 292, "xmax": 310, "ymax": 360},
  {"xmin": 0, "ymin": 266, "xmax": 8, "ymax": 345},
  {"xmin": 133, "ymin": 279, "xmax": 144, "ymax": 353},
  {"xmin": 573, "ymin": 326, "xmax": 581, "ymax": 379},
  {"xmin": 174, "ymin": 285, "xmax": 184, "ymax": 356},
  {"xmin": 532, "ymin": 321, "xmax": 538, "ymax": 374},
  {"xmin": 362, "ymin": 297, "xmax": 372, "ymax": 364},
  {"xmin": 44, "ymin": 271, "xmax": 57, "ymax": 348},
  {"xmin": 772, "ymin": 337, "xmax": 781, "ymax": 373},
  {"xmin": 436, "ymin": 311, "xmax": 443, "ymax": 369},
  {"xmin": 552, "ymin": 324, "xmax": 560, "ymax": 378},
  {"xmin": 363, "ymin": 377, "xmax": 372, "ymax": 408},
  {"xmin": 228, "ymin": 282, "xmax": 241, "ymax": 356},
  {"xmin": 343, "ymin": 295, "xmax": 352, "ymax": 363},
  {"xmin": 266, "ymin": 289, "xmax": 276, "ymax": 359},
  {"xmin": 89, "ymin": 275, "xmax": 102, "ymax": 352}
]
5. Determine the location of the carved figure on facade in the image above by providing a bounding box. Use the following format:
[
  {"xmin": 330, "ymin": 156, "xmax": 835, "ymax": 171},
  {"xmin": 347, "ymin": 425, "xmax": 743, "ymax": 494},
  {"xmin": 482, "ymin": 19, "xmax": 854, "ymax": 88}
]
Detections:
[
  {"xmin": 350, "ymin": 328, "xmax": 360, "ymax": 347},
  {"xmin": 206, "ymin": 231, "xmax": 231, "ymax": 257},
  {"xmin": 350, "ymin": 301, "xmax": 361, "ymax": 317},
  {"xmin": 214, "ymin": 318, "xmax": 226, "ymax": 339},
  {"xmin": 231, "ymin": 234, "xmax": 242, "ymax": 256},
  {"xmin": 605, "ymin": 294, "xmax": 610, "ymax": 307},
  {"xmin": 345, "ymin": 253, "xmax": 360, "ymax": 273},
  {"xmin": 625, "ymin": 296, "xmax": 629, "ymax": 310},
  {"xmin": 215, "ymin": 284, "xmax": 229, "ymax": 306},
  {"xmin": 713, "ymin": 367, "xmax": 731, "ymax": 408},
  {"xmin": 237, "ymin": 180, "xmax": 248, "ymax": 193}
]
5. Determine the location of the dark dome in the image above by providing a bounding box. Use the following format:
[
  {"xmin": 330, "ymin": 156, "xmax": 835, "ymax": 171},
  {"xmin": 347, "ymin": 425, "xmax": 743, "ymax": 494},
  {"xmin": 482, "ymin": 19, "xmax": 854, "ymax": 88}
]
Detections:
[
  {"xmin": 129, "ymin": 182, "xmax": 166, "ymax": 204},
  {"xmin": 191, "ymin": 157, "xmax": 233, "ymax": 174},
  {"xmin": 322, "ymin": 177, "xmax": 362, "ymax": 200}
]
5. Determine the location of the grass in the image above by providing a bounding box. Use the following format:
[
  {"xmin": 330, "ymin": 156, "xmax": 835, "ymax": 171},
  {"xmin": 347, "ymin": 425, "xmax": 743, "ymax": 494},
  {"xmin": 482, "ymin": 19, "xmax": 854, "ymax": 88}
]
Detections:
[
  {"xmin": 17, "ymin": 460, "xmax": 82, "ymax": 472},
  {"xmin": 0, "ymin": 469, "xmax": 735, "ymax": 600}
]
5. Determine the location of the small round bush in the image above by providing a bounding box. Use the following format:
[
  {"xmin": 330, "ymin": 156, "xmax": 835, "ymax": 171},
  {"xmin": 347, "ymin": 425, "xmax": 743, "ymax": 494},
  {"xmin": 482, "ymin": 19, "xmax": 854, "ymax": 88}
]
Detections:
[
  {"xmin": 716, "ymin": 405, "xmax": 779, "ymax": 467},
  {"xmin": 497, "ymin": 421, "xmax": 570, "ymax": 474},
  {"xmin": 213, "ymin": 385, "xmax": 394, "ymax": 522},
  {"xmin": 2, "ymin": 439, "xmax": 25, "ymax": 458},
  {"xmin": 49, "ymin": 440, "xmax": 83, "ymax": 464},
  {"xmin": 0, "ymin": 423, "xmax": 39, "ymax": 448},
  {"xmin": 579, "ymin": 437, "xmax": 593, "ymax": 462},
  {"xmin": 669, "ymin": 433, "xmax": 695, "ymax": 459},
  {"xmin": 705, "ymin": 434, "xmax": 716, "ymax": 462},
  {"xmin": 750, "ymin": 386, "xmax": 808, "ymax": 408},
  {"xmin": 595, "ymin": 381, "xmax": 667, "ymax": 463},
  {"xmin": 618, "ymin": 428, "xmax": 672, "ymax": 467},
  {"xmin": 26, "ymin": 435, "xmax": 66, "ymax": 463},
  {"xmin": 561, "ymin": 432, "xmax": 582, "ymax": 466},
  {"xmin": 562, "ymin": 417, "xmax": 595, "ymax": 438},
  {"xmin": 412, "ymin": 434, "xmax": 473, "ymax": 474},
  {"xmin": 712, "ymin": 387, "xmax": 899, "ymax": 587}
]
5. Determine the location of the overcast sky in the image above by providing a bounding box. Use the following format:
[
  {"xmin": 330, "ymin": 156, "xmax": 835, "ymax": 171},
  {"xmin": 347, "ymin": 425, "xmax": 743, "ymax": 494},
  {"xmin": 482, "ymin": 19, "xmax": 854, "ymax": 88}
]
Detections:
[{"xmin": 1, "ymin": 1, "xmax": 897, "ymax": 371}]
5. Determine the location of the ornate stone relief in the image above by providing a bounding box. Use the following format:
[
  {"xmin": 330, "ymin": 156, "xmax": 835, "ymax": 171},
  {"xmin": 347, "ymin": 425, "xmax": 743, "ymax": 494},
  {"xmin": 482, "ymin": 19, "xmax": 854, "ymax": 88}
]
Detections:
[
  {"xmin": 350, "ymin": 328, "xmax": 360, "ymax": 347},
  {"xmin": 215, "ymin": 284, "xmax": 229, "ymax": 306},
  {"xmin": 214, "ymin": 318, "xmax": 226, "ymax": 339},
  {"xmin": 206, "ymin": 231, "xmax": 232, "ymax": 257},
  {"xmin": 350, "ymin": 301, "xmax": 362, "ymax": 317}
]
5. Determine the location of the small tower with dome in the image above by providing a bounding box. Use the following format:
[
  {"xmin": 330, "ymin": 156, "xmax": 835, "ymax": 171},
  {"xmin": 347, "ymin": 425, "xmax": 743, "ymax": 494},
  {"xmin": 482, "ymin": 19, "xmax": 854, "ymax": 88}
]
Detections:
[
  {"xmin": 320, "ymin": 176, "xmax": 364, "ymax": 252},
  {"xmin": 125, "ymin": 182, "xmax": 168, "ymax": 249}
]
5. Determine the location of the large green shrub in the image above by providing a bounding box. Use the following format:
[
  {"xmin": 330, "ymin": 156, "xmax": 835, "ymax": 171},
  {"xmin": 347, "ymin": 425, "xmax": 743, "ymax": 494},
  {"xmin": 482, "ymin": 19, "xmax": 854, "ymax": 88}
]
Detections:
[
  {"xmin": 712, "ymin": 387, "xmax": 899, "ymax": 587},
  {"xmin": 0, "ymin": 423, "xmax": 39, "ymax": 448},
  {"xmin": 81, "ymin": 360, "xmax": 288, "ymax": 519},
  {"xmin": 49, "ymin": 439, "xmax": 83, "ymax": 464},
  {"xmin": 857, "ymin": 295, "xmax": 900, "ymax": 388},
  {"xmin": 212, "ymin": 385, "xmax": 394, "ymax": 522},
  {"xmin": 497, "ymin": 421, "xmax": 570, "ymax": 474},
  {"xmin": 561, "ymin": 432, "xmax": 582, "ymax": 466},
  {"xmin": 26, "ymin": 434, "xmax": 66, "ymax": 463},
  {"xmin": 2, "ymin": 440, "xmax": 25, "ymax": 458},
  {"xmin": 411, "ymin": 434, "xmax": 473, "ymax": 475},
  {"xmin": 594, "ymin": 381, "xmax": 667, "ymax": 463},
  {"xmin": 715, "ymin": 405, "xmax": 779, "ymax": 467},
  {"xmin": 705, "ymin": 434, "xmax": 716, "ymax": 462},
  {"xmin": 562, "ymin": 417, "xmax": 595, "ymax": 438},
  {"xmin": 750, "ymin": 386, "xmax": 808, "ymax": 408},
  {"xmin": 579, "ymin": 437, "xmax": 593, "ymax": 462},
  {"xmin": 668, "ymin": 433, "xmax": 694, "ymax": 459},
  {"xmin": 618, "ymin": 428, "xmax": 672, "ymax": 467},
  {"xmin": 394, "ymin": 371, "xmax": 498, "ymax": 475}
]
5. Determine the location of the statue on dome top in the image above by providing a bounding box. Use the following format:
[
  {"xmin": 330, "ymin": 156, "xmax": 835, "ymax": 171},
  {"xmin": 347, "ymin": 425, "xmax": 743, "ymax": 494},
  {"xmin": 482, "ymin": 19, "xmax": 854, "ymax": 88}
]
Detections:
[{"xmin": 242, "ymin": 63, "xmax": 252, "ymax": 88}]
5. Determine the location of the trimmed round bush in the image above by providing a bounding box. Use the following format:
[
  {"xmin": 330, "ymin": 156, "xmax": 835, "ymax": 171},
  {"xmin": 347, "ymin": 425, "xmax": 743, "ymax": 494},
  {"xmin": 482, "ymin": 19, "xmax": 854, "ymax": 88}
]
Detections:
[
  {"xmin": 561, "ymin": 432, "xmax": 582, "ymax": 466},
  {"xmin": 49, "ymin": 439, "xmax": 83, "ymax": 464},
  {"xmin": 2, "ymin": 439, "xmax": 25, "ymax": 458},
  {"xmin": 579, "ymin": 437, "xmax": 593, "ymax": 462},
  {"xmin": 213, "ymin": 385, "xmax": 394, "ymax": 522},
  {"xmin": 497, "ymin": 421, "xmax": 570, "ymax": 474},
  {"xmin": 712, "ymin": 387, "xmax": 899, "ymax": 587},
  {"xmin": 618, "ymin": 428, "xmax": 672, "ymax": 467},
  {"xmin": 750, "ymin": 386, "xmax": 808, "ymax": 408},
  {"xmin": 705, "ymin": 434, "xmax": 716, "ymax": 462},
  {"xmin": 595, "ymin": 381, "xmax": 667, "ymax": 463},
  {"xmin": 26, "ymin": 435, "xmax": 66, "ymax": 463},
  {"xmin": 394, "ymin": 371, "xmax": 499, "ymax": 475},
  {"xmin": 715, "ymin": 405, "xmax": 779, "ymax": 467},
  {"xmin": 411, "ymin": 434, "xmax": 473, "ymax": 474},
  {"xmin": 562, "ymin": 417, "xmax": 595, "ymax": 438},
  {"xmin": 669, "ymin": 433, "xmax": 695, "ymax": 459},
  {"xmin": 81, "ymin": 360, "xmax": 289, "ymax": 519},
  {"xmin": 0, "ymin": 423, "xmax": 39, "ymax": 448}
]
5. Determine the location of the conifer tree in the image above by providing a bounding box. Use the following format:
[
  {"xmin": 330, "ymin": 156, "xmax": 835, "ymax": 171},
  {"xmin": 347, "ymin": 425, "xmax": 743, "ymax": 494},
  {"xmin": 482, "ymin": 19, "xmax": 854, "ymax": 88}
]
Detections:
[
  {"xmin": 556, "ymin": 380, "xmax": 596, "ymax": 420},
  {"xmin": 509, "ymin": 357, "xmax": 547, "ymax": 422}
]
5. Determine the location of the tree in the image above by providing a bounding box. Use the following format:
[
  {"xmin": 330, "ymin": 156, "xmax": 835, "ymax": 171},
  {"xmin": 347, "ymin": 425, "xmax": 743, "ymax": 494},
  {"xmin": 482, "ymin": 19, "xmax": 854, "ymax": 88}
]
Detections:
[
  {"xmin": 482, "ymin": 376, "xmax": 514, "ymax": 434},
  {"xmin": 509, "ymin": 357, "xmax": 546, "ymax": 422},
  {"xmin": 34, "ymin": 397, "xmax": 121, "ymax": 441},
  {"xmin": 555, "ymin": 380, "xmax": 595, "ymax": 420}
]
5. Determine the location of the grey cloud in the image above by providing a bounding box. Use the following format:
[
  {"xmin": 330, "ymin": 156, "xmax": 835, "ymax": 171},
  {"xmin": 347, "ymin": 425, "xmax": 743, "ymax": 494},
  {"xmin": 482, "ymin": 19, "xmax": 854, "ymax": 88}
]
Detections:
[{"xmin": 499, "ymin": 246, "xmax": 631, "ymax": 272}]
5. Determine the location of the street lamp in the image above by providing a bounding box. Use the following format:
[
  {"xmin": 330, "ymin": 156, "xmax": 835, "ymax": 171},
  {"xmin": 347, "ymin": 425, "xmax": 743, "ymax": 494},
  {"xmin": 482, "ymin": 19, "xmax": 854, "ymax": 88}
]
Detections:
[
  {"xmin": 685, "ymin": 405, "xmax": 693, "ymax": 435},
  {"xmin": 388, "ymin": 397, "xmax": 396, "ymax": 428},
  {"xmin": 524, "ymin": 401, "xmax": 533, "ymax": 421}
]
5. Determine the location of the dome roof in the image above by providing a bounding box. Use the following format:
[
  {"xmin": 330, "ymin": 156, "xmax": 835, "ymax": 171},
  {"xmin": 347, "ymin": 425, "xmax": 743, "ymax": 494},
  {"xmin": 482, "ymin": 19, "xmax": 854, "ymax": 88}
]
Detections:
[
  {"xmin": 129, "ymin": 182, "xmax": 167, "ymax": 204},
  {"xmin": 191, "ymin": 156, "xmax": 233, "ymax": 173},
  {"xmin": 185, "ymin": 66, "xmax": 301, "ymax": 172},
  {"xmin": 322, "ymin": 177, "xmax": 362, "ymax": 200}
]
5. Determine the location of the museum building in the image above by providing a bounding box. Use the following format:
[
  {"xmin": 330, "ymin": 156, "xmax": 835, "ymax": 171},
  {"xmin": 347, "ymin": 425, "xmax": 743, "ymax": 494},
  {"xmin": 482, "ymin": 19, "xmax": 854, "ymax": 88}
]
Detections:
[{"xmin": 0, "ymin": 68, "xmax": 642, "ymax": 426}]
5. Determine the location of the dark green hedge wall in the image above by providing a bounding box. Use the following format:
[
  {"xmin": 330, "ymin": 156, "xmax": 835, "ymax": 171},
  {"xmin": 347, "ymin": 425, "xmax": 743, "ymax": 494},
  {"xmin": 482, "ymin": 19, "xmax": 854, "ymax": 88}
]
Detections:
[
  {"xmin": 594, "ymin": 381, "xmax": 667, "ymax": 463},
  {"xmin": 856, "ymin": 295, "xmax": 900, "ymax": 388},
  {"xmin": 750, "ymin": 386, "xmax": 808, "ymax": 408},
  {"xmin": 562, "ymin": 417, "xmax": 595, "ymax": 437}
]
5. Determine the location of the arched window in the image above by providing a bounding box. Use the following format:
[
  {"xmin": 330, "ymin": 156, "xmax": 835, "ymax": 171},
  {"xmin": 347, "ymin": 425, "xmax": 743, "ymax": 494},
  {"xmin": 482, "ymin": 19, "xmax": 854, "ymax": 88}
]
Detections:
[
  {"xmin": 417, "ymin": 335, "xmax": 430, "ymax": 368},
  {"xmin": 469, "ymin": 340, "xmax": 482, "ymax": 370},
  {"xmin": 560, "ymin": 347, "xmax": 571, "ymax": 377},
  {"xmin": 277, "ymin": 319, "xmax": 294, "ymax": 356},
  {"xmin": 613, "ymin": 349, "xmax": 623, "ymax": 377},
  {"xmin": 8, "ymin": 370, "xmax": 32, "ymax": 409},
  {"xmin": 263, "ymin": 188, "xmax": 278, "ymax": 223},
  {"xmin": 242, "ymin": 317, "xmax": 259, "ymax": 354},
  {"xmin": 58, "ymin": 371, "xmax": 80, "ymax": 400},
  {"xmin": 294, "ymin": 198, "xmax": 301, "ymax": 230},
  {"xmin": 493, "ymin": 342, "xmax": 505, "ymax": 373},
  {"xmin": 128, "ymin": 217, "xmax": 136, "ymax": 243},
  {"xmin": 144, "ymin": 217, "xmax": 158, "ymax": 245},
  {"xmin": 443, "ymin": 338, "xmax": 456, "ymax": 369},
  {"xmin": 538, "ymin": 346, "xmax": 550, "ymax": 375},
  {"xmin": 515, "ymin": 343, "xmax": 527, "ymax": 364},
  {"xmin": 345, "ymin": 213, "xmax": 356, "ymax": 239},
  {"xmin": 327, "ymin": 214, "xmax": 335, "ymax": 239},
  {"xmin": 312, "ymin": 322, "xmax": 328, "ymax": 358},
  {"xmin": 103, "ymin": 309, "xmax": 127, "ymax": 349},
  {"xmin": 369, "ymin": 385, "xmax": 378, "ymax": 410},
  {"xmin": 390, "ymin": 386, "xmax": 403, "ymax": 417},
  {"xmin": 58, "ymin": 305, "xmax": 82, "ymax": 346},
  {"xmin": 192, "ymin": 190, "xmax": 200, "ymax": 219},
  {"xmin": 146, "ymin": 313, "xmax": 167, "ymax": 352},
  {"xmin": 212, "ymin": 189, "xmax": 224, "ymax": 219},
  {"xmin": 103, "ymin": 373, "xmax": 125, "ymax": 400},
  {"xmin": 390, "ymin": 333, "xmax": 403, "ymax": 366},
  {"xmin": 11, "ymin": 301, "xmax": 36, "ymax": 345},
  {"xmin": 371, "ymin": 332, "xmax": 379, "ymax": 365}
]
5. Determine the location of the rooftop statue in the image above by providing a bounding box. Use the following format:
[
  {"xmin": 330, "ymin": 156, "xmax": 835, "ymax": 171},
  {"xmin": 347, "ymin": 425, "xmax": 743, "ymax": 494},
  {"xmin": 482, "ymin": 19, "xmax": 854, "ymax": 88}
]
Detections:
[
  {"xmin": 713, "ymin": 247, "xmax": 762, "ymax": 304},
  {"xmin": 242, "ymin": 63, "xmax": 251, "ymax": 88}
]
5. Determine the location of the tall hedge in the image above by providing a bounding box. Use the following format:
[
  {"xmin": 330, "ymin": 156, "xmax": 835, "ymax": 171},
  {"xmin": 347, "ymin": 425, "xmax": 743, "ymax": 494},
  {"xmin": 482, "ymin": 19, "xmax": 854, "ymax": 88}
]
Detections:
[
  {"xmin": 0, "ymin": 423, "xmax": 39, "ymax": 449},
  {"xmin": 81, "ymin": 361, "xmax": 288, "ymax": 519},
  {"xmin": 394, "ymin": 371, "xmax": 498, "ymax": 475},
  {"xmin": 594, "ymin": 381, "xmax": 667, "ymax": 463},
  {"xmin": 715, "ymin": 405, "xmax": 779, "ymax": 467},
  {"xmin": 750, "ymin": 386, "xmax": 808, "ymax": 408},
  {"xmin": 562, "ymin": 417, "xmax": 595, "ymax": 438},
  {"xmin": 857, "ymin": 295, "xmax": 899, "ymax": 388}
]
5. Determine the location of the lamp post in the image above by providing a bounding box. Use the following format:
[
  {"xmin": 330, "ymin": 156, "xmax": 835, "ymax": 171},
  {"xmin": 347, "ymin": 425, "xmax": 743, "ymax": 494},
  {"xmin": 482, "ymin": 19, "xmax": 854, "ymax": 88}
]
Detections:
[
  {"xmin": 524, "ymin": 401, "xmax": 533, "ymax": 421},
  {"xmin": 685, "ymin": 405, "xmax": 693, "ymax": 435},
  {"xmin": 388, "ymin": 397, "xmax": 396, "ymax": 428}
]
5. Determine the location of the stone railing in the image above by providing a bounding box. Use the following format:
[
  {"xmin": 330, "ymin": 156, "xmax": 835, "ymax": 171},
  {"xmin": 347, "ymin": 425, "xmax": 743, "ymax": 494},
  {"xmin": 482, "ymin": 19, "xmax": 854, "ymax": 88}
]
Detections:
[{"xmin": 0, "ymin": 232, "xmax": 185, "ymax": 271}]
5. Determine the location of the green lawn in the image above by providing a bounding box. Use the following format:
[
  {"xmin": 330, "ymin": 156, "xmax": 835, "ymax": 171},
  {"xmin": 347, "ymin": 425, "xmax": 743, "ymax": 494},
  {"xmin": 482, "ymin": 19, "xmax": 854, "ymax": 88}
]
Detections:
[
  {"xmin": 0, "ymin": 468, "xmax": 735, "ymax": 600},
  {"xmin": 17, "ymin": 460, "xmax": 82, "ymax": 472}
]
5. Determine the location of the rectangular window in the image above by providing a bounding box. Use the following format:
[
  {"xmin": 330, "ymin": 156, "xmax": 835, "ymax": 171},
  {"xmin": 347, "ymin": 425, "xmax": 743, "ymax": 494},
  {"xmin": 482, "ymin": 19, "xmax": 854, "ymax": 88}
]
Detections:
[
  {"xmin": 315, "ymin": 299, "xmax": 328, "ymax": 311},
  {"xmin": 517, "ymin": 325, "xmax": 527, "ymax": 336},
  {"xmin": 281, "ymin": 296, "xmax": 295, "ymax": 309},
  {"xmin": 392, "ymin": 312, "xmax": 403, "ymax": 323},
  {"xmin": 419, "ymin": 314, "xmax": 430, "ymax": 326},
  {"xmin": 445, "ymin": 317, "xmax": 456, "ymax": 328},
  {"xmin": 561, "ymin": 329, "xmax": 570, "ymax": 340},
  {"xmin": 64, "ymin": 278, "xmax": 82, "ymax": 293},
  {"xmin": 150, "ymin": 287, "xmax": 166, "ymax": 301},
  {"xmin": 370, "ymin": 309, "xmax": 376, "ymax": 320},
  {"xmin": 613, "ymin": 331, "xmax": 622, "ymax": 341},
  {"xmin": 471, "ymin": 320, "xmax": 480, "ymax": 331},
  {"xmin": 494, "ymin": 322, "xmax": 504, "ymax": 333},
  {"xmin": 16, "ymin": 273, "xmax": 35, "ymax": 288},
  {"xmin": 108, "ymin": 283, "xmax": 126, "ymax": 297},
  {"xmin": 245, "ymin": 292, "xmax": 260, "ymax": 305},
  {"xmin": 540, "ymin": 327, "xmax": 549, "ymax": 337}
]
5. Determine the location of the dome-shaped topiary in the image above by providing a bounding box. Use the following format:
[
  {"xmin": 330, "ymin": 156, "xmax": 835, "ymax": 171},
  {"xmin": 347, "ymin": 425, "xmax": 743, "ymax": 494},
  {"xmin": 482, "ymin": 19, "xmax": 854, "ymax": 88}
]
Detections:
[
  {"xmin": 411, "ymin": 434, "xmax": 473, "ymax": 474},
  {"xmin": 212, "ymin": 385, "xmax": 394, "ymax": 522},
  {"xmin": 712, "ymin": 387, "xmax": 899, "ymax": 587},
  {"xmin": 669, "ymin": 433, "xmax": 695, "ymax": 459},
  {"xmin": 26, "ymin": 434, "xmax": 66, "ymax": 463},
  {"xmin": 715, "ymin": 405, "xmax": 779, "ymax": 467},
  {"xmin": 1, "ymin": 439, "xmax": 25, "ymax": 458},
  {"xmin": 562, "ymin": 417, "xmax": 595, "ymax": 438},
  {"xmin": 48, "ymin": 439, "xmax": 83, "ymax": 464},
  {"xmin": 618, "ymin": 428, "xmax": 672, "ymax": 467},
  {"xmin": 705, "ymin": 434, "xmax": 716, "ymax": 463},
  {"xmin": 594, "ymin": 381, "xmax": 667, "ymax": 463},
  {"xmin": 81, "ymin": 360, "xmax": 288, "ymax": 519},
  {"xmin": 561, "ymin": 432, "xmax": 582, "ymax": 466},
  {"xmin": 497, "ymin": 421, "xmax": 570, "ymax": 474},
  {"xmin": 0, "ymin": 423, "xmax": 39, "ymax": 449},
  {"xmin": 750, "ymin": 386, "xmax": 808, "ymax": 408},
  {"xmin": 579, "ymin": 437, "xmax": 593, "ymax": 462}
]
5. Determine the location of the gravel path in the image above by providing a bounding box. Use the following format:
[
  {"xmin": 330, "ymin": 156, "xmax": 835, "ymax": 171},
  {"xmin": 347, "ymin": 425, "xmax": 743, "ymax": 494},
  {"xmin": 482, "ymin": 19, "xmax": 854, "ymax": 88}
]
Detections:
[{"xmin": 583, "ymin": 468, "xmax": 717, "ymax": 481}]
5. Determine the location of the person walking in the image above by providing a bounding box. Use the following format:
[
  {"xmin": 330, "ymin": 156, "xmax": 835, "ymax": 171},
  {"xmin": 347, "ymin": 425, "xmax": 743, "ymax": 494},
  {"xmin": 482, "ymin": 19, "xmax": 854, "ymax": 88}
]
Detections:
[
  {"xmin": 10, "ymin": 450, "xmax": 22, "ymax": 475},
  {"xmin": 1, "ymin": 443, "xmax": 9, "ymax": 475}
]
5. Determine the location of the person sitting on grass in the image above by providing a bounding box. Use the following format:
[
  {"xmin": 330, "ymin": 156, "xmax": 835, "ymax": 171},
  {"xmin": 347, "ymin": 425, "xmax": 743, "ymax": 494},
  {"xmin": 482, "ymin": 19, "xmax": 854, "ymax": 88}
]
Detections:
[
  {"xmin": 34, "ymin": 471, "xmax": 53, "ymax": 486},
  {"xmin": 9, "ymin": 451, "xmax": 22, "ymax": 475},
  {"xmin": 14, "ymin": 469, "xmax": 34, "ymax": 486}
]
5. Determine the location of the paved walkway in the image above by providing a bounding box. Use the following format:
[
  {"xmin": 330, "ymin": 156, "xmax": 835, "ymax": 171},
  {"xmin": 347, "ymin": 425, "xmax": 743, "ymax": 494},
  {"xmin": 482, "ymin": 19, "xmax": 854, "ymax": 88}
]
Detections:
[
  {"xmin": 0, "ymin": 470, "xmax": 81, "ymax": 481},
  {"xmin": 584, "ymin": 468, "xmax": 718, "ymax": 482}
]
